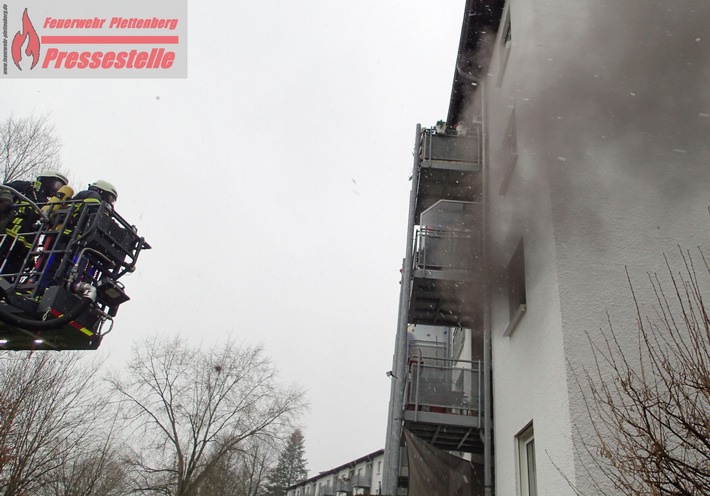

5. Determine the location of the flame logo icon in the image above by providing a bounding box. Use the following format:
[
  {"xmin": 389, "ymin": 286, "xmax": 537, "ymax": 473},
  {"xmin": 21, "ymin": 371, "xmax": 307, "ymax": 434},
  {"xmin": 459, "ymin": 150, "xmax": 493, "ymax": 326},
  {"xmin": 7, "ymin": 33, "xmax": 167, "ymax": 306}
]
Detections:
[{"xmin": 12, "ymin": 9, "xmax": 41, "ymax": 70}]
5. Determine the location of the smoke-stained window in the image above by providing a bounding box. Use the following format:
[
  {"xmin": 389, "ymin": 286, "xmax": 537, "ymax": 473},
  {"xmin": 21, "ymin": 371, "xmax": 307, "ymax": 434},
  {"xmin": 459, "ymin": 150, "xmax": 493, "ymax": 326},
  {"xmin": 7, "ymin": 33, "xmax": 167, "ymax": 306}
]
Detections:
[
  {"xmin": 497, "ymin": 5, "xmax": 512, "ymax": 87},
  {"xmin": 499, "ymin": 108, "xmax": 518, "ymax": 196},
  {"xmin": 504, "ymin": 238, "xmax": 526, "ymax": 337}
]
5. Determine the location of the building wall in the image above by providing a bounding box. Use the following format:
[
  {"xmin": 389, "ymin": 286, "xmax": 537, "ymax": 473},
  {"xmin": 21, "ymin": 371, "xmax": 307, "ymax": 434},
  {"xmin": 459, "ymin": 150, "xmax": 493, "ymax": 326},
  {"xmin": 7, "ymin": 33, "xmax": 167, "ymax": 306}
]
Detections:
[
  {"xmin": 371, "ymin": 455, "xmax": 384, "ymax": 494},
  {"xmin": 484, "ymin": 1, "xmax": 574, "ymax": 494},
  {"xmin": 484, "ymin": 0, "xmax": 710, "ymax": 494}
]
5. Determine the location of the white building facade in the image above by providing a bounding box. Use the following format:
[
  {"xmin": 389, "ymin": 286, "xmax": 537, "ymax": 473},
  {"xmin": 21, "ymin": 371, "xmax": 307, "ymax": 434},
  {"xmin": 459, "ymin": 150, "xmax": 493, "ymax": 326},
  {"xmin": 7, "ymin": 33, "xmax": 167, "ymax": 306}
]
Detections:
[
  {"xmin": 287, "ymin": 450, "xmax": 385, "ymax": 496},
  {"xmin": 486, "ymin": 0, "xmax": 709, "ymax": 494},
  {"xmin": 384, "ymin": 0, "xmax": 710, "ymax": 494}
]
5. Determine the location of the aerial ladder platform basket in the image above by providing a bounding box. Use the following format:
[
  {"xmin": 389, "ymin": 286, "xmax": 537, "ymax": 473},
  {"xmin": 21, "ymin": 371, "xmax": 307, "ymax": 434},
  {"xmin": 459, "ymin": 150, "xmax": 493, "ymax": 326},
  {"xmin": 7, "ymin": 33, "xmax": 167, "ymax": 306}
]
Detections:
[{"xmin": 0, "ymin": 191, "xmax": 150, "ymax": 350}]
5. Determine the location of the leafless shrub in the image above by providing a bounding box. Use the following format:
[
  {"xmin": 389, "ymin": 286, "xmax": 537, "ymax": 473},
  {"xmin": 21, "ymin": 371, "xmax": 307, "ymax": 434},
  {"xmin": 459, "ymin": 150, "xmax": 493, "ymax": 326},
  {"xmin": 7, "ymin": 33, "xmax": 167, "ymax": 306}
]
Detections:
[
  {"xmin": 0, "ymin": 352, "xmax": 113, "ymax": 496},
  {"xmin": 38, "ymin": 415, "xmax": 129, "ymax": 496},
  {"xmin": 569, "ymin": 248, "xmax": 710, "ymax": 495}
]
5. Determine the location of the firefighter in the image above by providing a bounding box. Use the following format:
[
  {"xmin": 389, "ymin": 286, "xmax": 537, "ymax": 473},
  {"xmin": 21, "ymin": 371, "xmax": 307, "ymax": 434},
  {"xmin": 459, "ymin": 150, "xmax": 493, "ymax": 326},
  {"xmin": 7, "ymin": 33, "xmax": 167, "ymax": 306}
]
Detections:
[
  {"xmin": 0, "ymin": 170, "xmax": 69, "ymax": 220},
  {"xmin": 0, "ymin": 170, "xmax": 69, "ymax": 278},
  {"xmin": 36, "ymin": 180, "xmax": 119, "ymax": 291},
  {"xmin": 73, "ymin": 180, "xmax": 118, "ymax": 205}
]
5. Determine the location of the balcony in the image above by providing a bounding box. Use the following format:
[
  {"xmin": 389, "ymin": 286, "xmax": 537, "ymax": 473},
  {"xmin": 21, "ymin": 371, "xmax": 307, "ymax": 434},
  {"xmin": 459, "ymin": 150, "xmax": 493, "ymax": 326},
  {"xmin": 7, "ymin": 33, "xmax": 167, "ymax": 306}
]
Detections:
[
  {"xmin": 318, "ymin": 486, "xmax": 334, "ymax": 496},
  {"xmin": 408, "ymin": 201, "xmax": 483, "ymax": 328},
  {"xmin": 335, "ymin": 479, "xmax": 351, "ymax": 493},
  {"xmin": 403, "ymin": 355, "xmax": 483, "ymax": 453},
  {"xmin": 415, "ymin": 127, "xmax": 482, "ymax": 220},
  {"xmin": 351, "ymin": 473, "xmax": 372, "ymax": 488}
]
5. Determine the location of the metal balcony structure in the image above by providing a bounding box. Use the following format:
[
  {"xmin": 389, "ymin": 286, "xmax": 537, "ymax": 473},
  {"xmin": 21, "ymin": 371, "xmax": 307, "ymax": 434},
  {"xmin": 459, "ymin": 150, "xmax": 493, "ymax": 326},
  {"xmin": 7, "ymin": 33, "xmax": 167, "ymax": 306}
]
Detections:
[
  {"xmin": 335, "ymin": 479, "xmax": 352, "ymax": 494},
  {"xmin": 383, "ymin": 1, "xmax": 505, "ymax": 492},
  {"xmin": 384, "ymin": 124, "xmax": 488, "ymax": 495},
  {"xmin": 403, "ymin": 354, "xmax": 483, "ymax": 453},
  {"xmin": 409, "ymin": 130, "xmax": 484, "ymax": 346},
  {"xmin": 416, "ymin": 127, "xmax": 482, "ymax": 219},
  {"xmin": 318, "ymin": 484, "xmax": 335, "ymax": 496},
  {"xmin": 350, "ymin": 473, "xmax": 372, "ymax": 489},
  {"xmin": 409, "ymin": 200, "xmax": 483, "ymax": 329}
]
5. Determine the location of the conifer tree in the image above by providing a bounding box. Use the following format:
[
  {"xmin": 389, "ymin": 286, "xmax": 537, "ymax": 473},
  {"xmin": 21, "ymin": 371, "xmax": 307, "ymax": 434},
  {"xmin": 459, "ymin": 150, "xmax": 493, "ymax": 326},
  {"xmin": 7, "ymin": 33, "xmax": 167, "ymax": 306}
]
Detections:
[{"xmin": 265, "ymin": 429, "xmax": 308, "ymax": 496}]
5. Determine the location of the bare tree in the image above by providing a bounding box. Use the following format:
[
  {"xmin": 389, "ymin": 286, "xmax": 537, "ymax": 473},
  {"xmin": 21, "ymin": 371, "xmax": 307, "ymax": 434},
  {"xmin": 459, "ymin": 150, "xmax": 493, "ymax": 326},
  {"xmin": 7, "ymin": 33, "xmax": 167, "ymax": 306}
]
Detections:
[
  {"xmin": 233, "ymin": 437, "xmax": 277, "ymax": 496},
  {"xmin": 0, "ymin": 352, "xmax": 113, "ymax": 496},
  {"xmin": 0, "ymin": 114, "xmax": 63, "ymax": 183},
  {"xmin": 38, "ymin": 416, "xmax": 129, "ymax": 496},
  {"xmin": 110, "ymin": 336, "xmax": 307, "ymax": 496},
  {"xmin": 197, "ymin": 435, "xmax": 277, "ymax": 496},
  {"xmin": 569, "ymin": 248, "xmax": 710, "ymax": 495}
]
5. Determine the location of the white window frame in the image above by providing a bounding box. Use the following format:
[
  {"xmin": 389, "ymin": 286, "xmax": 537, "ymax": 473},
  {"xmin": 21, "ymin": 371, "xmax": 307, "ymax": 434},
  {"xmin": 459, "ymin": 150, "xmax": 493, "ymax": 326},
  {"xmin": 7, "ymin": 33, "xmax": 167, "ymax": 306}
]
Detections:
[{"xmin": 517, "ymin": 424, "xmax": 538, "ymax": 496}]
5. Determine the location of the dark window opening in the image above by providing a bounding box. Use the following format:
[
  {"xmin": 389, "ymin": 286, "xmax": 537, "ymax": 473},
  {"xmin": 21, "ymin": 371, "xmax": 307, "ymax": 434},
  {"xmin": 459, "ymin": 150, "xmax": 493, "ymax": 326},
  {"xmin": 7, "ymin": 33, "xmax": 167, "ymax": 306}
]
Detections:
[
  {"xmin": 504, "ymin": 238, "xmax": 526, "ymax": 336},
  {"xmin": 498, "ymin": 108, "xmax": 518, "ymax": 196}
]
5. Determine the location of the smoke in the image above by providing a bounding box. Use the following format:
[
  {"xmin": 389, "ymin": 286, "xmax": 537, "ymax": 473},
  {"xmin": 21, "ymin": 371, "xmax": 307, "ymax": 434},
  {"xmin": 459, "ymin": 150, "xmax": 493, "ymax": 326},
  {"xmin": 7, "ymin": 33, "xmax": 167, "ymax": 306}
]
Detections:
[
  {"xmin": 416, "ymin": 4, "xmax": 710, "ymax": 494},
  {"xmin": 529, "ymin": 0, "xmax": 710, "ymax": 249},
  {"xmin": 459, "ymin": 2, "xmax": 710, "ymax": 492},
  {"xmin": 456, "ymin": 0, "xmax": 710, "ymax": 261}
]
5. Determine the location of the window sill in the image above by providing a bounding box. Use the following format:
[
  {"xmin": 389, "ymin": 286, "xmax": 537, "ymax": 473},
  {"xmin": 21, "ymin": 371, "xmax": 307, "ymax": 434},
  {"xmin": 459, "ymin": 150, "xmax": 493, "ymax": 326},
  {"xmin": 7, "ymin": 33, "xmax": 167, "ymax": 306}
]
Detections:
[{"xmin": 503, "ymin": 304, "xmax": 526, "ymax": 337}]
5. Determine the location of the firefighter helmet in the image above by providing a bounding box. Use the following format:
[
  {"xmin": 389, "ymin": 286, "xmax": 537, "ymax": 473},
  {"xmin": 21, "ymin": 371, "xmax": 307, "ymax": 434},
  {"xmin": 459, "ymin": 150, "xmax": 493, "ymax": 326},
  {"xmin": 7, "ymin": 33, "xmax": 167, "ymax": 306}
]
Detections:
[
  {"xmin": 89, "ymin": 180, "xmax": 118, "ymax": 204},
  {"xmin": 37, "ymin": 169, "xmax": 69, "ymax": 185},
  {"xmin": 36, "ymin": 169, "xmax": 69, "ymax": 196}
]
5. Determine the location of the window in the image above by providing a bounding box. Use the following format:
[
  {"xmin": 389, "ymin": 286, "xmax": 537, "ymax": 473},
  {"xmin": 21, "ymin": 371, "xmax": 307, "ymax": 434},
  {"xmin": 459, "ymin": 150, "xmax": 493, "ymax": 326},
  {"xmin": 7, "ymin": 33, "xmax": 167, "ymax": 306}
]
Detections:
[
  {"xmin": 452, "ymin": 326, "xmax": 465, "ymax": 359},
  {"xmin": 496, "ymin": 5, "xmax": 512, "ymax": 87},
  {"xmin": 517, "ymin": 424, "xmax": 538, "ymax": 496},
  {"xmin": 498, "ymin": 108, "xmax": 518, "ymax": 196},
  {"xmin": 377, "ymin": 460, "xmax": 381, "ymax": 474},
  {"xmin": 503, "ymin": 238, "xmax": 526, "ymax": 336}
]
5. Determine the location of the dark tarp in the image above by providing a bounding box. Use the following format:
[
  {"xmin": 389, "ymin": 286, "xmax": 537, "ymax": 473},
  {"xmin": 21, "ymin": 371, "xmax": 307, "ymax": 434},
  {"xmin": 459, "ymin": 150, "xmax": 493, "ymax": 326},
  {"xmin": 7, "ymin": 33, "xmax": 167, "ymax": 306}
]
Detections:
[{"xmin": 404, "ymin": 429, "xmax": 484, "ymax": 496}]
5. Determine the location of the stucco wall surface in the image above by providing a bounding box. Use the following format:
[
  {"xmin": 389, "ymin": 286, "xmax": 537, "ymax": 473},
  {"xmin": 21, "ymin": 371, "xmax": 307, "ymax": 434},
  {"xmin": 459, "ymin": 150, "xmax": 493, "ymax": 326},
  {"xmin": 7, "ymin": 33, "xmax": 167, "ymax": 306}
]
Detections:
[{"xmin": 485, "ymin": 0, "xmax": 710, "ymax": 494}]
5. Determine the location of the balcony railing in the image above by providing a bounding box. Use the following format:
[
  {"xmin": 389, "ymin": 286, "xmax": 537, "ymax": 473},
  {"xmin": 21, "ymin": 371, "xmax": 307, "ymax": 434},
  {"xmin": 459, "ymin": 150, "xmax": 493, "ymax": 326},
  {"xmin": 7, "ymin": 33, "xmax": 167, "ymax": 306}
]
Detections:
[
  {"xmin": 413, "ymin": 228, "xmax": 480, "ymax": 272},
  {"xmin": 351, "ymin": 473, "xmax": 372, "ymax": 488},
  {"xmin": 420, "ymin": 126, "xmax": 481, "ymax": 167},
  {"xmin": 335, "ymin": 479, "xmax": 351, "ymax": 492},
  {"xmin": 404, "ymin": 353, "xmax": 482, "ymax": 419}
]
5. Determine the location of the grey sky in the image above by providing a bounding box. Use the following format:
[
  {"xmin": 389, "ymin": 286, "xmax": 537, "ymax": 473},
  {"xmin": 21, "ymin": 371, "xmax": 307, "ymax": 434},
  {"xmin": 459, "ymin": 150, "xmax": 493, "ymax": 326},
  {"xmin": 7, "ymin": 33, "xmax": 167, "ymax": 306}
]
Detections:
[{"xmin": 1, "ymin": 0, "xmax": 465, "ymax": 474}]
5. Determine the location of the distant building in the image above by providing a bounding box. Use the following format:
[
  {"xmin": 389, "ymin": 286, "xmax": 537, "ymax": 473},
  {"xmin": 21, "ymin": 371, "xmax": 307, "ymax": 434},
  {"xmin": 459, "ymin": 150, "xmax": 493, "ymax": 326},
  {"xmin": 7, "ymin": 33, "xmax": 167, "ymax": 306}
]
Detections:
[
  {"xmin": 384, "ymin": 0, "xmax": 709, "ymax": 495},
  {"xmin": 286, "ymin": 450, "xmax": 385, "ymax": 496}
]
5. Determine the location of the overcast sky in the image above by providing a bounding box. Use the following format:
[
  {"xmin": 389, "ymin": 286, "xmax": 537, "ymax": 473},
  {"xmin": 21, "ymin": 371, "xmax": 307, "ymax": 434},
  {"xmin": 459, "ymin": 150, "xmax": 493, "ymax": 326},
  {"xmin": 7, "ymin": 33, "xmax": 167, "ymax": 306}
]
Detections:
[{"xmin": 2, "ymin": 0, "xmax": 467, "ymax": 474}]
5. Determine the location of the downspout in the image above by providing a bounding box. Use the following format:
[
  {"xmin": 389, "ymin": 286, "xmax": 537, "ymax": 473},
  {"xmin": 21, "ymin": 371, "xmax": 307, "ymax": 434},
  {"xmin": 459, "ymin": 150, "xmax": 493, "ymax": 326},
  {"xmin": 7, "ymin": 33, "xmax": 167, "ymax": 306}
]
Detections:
[
  {"xmin": 481, "ymin": 81, "xmax": 494, "ymax": 496},
  {"xmin": 383, "ymin": 123, "xmax": 422, "ymax": 495}
]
